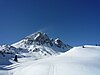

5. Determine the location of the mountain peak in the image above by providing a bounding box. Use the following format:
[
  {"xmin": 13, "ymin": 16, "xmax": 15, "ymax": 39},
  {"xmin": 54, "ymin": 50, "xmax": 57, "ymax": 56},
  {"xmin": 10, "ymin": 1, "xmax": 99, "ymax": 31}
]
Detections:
[
  {"xmin": 12, "ymin": 31, "xmax": 72, "ymax": 54},
  {"xmin": 25, "ymin": 31, "xmax": 44, "ymax": 39},
  {"xmin": 24, "ymin": 31, "xmax": 50, "ymax": 45}
]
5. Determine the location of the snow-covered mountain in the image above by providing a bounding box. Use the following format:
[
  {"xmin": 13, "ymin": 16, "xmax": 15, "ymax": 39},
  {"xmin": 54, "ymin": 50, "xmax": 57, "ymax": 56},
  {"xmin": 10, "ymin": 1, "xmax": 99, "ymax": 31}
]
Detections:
[
  {"xmin": 0, "ymin": 31, "xmax": 72, "ymax": 65},
  {"xmin": 11, "ymin": 31, "xmax": 72, "ymax": 58},
  {"xmin": 1, "ymin": 32, "xmax": 100, "ymax": 75}
]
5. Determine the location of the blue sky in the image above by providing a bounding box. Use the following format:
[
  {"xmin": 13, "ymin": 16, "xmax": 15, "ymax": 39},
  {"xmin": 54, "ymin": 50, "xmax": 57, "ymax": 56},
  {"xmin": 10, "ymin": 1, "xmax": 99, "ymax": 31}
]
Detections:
[{"xmin": 0, "ymin": 0, "xmax": 100, "ymax": 46}]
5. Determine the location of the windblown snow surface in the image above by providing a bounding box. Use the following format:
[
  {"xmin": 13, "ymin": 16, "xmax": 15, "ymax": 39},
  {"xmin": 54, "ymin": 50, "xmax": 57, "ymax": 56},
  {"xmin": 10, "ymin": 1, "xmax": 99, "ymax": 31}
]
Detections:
[{"xmin": 1, "ymin": 45, "xmax": 100, "ymax": 75}]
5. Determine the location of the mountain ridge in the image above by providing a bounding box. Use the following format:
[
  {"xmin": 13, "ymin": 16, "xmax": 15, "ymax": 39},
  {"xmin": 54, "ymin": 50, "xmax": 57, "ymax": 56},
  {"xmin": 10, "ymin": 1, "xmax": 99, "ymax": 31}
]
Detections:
[
  {"xmin": 12, "ymin": 31, "xmax": 72, "ymax": 52},
  {"xmin": 0, "ymin": 31, "xmax": 72, "ymax": 61}
]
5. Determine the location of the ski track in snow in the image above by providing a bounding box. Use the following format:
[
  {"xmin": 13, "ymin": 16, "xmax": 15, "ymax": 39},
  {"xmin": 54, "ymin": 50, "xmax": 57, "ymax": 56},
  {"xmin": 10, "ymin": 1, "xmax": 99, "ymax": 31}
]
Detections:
[{"xmin": 48, "ymin": 64, "xmax": 54, "ymax": 75}]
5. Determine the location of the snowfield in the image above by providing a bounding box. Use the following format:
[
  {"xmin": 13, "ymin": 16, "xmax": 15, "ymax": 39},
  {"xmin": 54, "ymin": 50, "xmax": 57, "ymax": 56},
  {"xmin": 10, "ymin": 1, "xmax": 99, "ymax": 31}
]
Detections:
[
  {"xmin": 0, "ymin": 45, "xmax": 98, "ymax": 75},
  {"xmin": 0, "ymin": 45, "xmax": 100, "ymax": 75}
]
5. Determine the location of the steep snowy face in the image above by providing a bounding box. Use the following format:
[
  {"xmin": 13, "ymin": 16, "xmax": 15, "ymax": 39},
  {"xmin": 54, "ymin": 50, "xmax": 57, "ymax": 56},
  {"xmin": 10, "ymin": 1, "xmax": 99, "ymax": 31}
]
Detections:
[
  {"xmin": 25, "ymin": 31, "xmax": 51, "ymax": 45},
  {"xmin": 12, "ymin": 32, "xmax": 50, "ymax": 48},
  {"xmin": 12, "ymin": 31, "xmax": 72, "ymax": 52},
  {"xmin": 0, "ymin": 31, "xmax": 72, "ymax": 66},
  {"xmin": 11, "ymin": 31, "xmax": 72, "ymax": 59},
  {"xmin": 54, "ymin": 38, "xmax": 67, "ymax": 48}
]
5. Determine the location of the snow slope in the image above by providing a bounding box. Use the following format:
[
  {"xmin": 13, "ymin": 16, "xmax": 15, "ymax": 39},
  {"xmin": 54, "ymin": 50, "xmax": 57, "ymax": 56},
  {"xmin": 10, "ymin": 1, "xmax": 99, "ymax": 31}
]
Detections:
[{"xmin": 9, "ymin": 45, "xmax": 100, "ymax": 75}]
